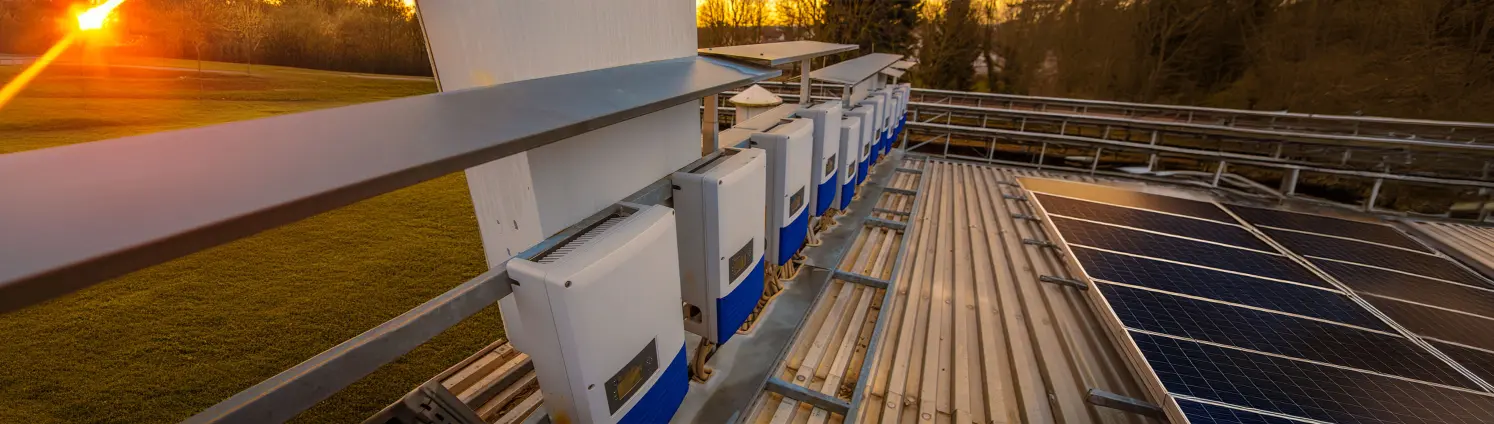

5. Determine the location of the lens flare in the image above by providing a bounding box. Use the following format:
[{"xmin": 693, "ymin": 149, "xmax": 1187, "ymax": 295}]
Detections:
[{"xmin": 78, "ymin": 0, "xmax": 127, "ymax": 31}]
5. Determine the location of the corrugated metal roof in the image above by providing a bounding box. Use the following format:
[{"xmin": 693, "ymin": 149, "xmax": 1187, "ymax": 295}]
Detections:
[
  {"xmin": 746, "ymin": 158, "xmax": 1162, "ymax": 424},
  {"xmin": 1406, "ymin": 221, "xmax": 1494, "ymax": 276}
]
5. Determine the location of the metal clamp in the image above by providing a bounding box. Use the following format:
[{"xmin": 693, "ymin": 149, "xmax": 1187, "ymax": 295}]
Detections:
[
  {"xmin": 834, "ymin": 270, "xmax": 890, "ymax": 289},
  {"xmin": 1039, "ymin": 275, "xmax": 1088, "ymax": 291},
  {"xmin": 1021, "ymin": 238, "xmax": 1059, "ymax": 249},
  {"xmin": 1012, "ymin": 213, "xmax": 1041, "ymax": 222},
  {"xmin": 1086, "ymin": 388, "xmax": 1164, "ymax": 419},
  {"xmin": 865, "ymin": 217, "xmax": 908, "ymax": 231},
  {"xmin": 894, "ymin": 167, "xmax": 924, "ymax": 174},
  {"xmin": 884, "ymin": 187, "xmax": 918, "ymax": 196},
  {"xmin": 872, "ymin": 208, "xmax": 912, "ymax": 217},
  {"xmin": 766, "ymin": 377, "xmax": 850, "ymax": 416},
  {"xmin": 1002, "ymin": 193, "xmax": 1027, "ymax": 201}
]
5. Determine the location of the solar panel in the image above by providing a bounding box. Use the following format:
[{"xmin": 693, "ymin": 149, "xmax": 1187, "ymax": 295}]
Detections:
[
  {"xmin": 1034, "ymin": 193, "xmax": 1271, "ymax": 250},
  {"xmin": 1073, "ymin": 248, "xmax": 1388, "ymax": 330},
  {"xmin": 1099, "ymin": 283, "xmax": 1480, "ymax": 389},
  {"xmin": 1023, "ymin": 178, "xmax": 1494, "ymax": 422},
  {"xmin": 1314, "ymin": 259, "xmax": 1494, "ymax": 319},
  {"xmin": 1174, "ymin": 399, "xmax": 1307, "ymax": 424},
  {"xmin": 1134, "ymin": 332, "xmax": 1494, "ymax": 424},
  {"xmin": 1432, "ymin": 340, "xmax": 1494, "ymax": 385},
  {"xmin": 1228, "ymin": 205, "xmax": 1431, "ymax": 253},
  {"xmin": 1264, "ymin": 228, "xmax": 1490, "ymax": 286},
  {"xmin": 1050, "ymin": 217, "xmax": 1331, "ymax": 286},
  {"xmin": 1365, "ymin": 296, "xmax": 1494, "ymax": 352},
  {"xmin": 1018, "ymin": 178, "xmax": 1235, "ymax": 223}
]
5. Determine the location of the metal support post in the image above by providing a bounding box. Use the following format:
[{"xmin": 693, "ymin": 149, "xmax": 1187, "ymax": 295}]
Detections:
[
  {"xmin": 1283, "ymin": 168, "xmax": 1300, "ymax": 196},
  {"xmin": 1037, "ymin": 142, "xmax": 1048, "ymax": 170},
  {"xmin": 702, "ymin": 94, "xmax": 718, "ymax": 155},
  {"xmin": 1212, "ymin": 161, "xmax": 1226, "ymax": 187},
  {"xmin": 799, "ymin": 59, "xmax": 812, "ymax": 105},
  {"xmin": 1366, "ymin": 178, "xmax": 1383, "ymax": 211},
  {"xmin": 1090, "ymin": 147, "xmax": 1103, "ymax": 176}
]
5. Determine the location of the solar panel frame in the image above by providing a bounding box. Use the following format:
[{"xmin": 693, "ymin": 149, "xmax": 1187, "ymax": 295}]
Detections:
[
  {"xmin": 1263, "ymin": 228, "xmax": 1492, "ymax": 286},
  {"xmin": 1364, "ymin": 296, "xmax": 1494, "ymax": 352},
  {"xmin": 1097, "ymin": 282, "xmax": 1481, "ymax": 390},
  {"xmin": 1133, "ymin": 331, "xmax": 1494, "ymax": 424},
  {"xmin": 1034, "ymin": 193, "xmax": 1272, "ymax": 250},
  {"xmin": 1071, "ymin": 247, "xmax": 1389, "ymax": 330},
  {"xmin": 1022, "ymin": 177, "xmax": 1494, "ymax": 423},
  {"xmin": 1174, "ymin": 398, "xmax": 1309, "ymax": 424},
  {"xmin": 1314, "ymin": 259, "xmax": 1494, "ymax": 319},
  {"xmin": 1050, "ymin": 217, "xmax": 1333, "ymax": 287},
  {"xmin": 1227, "ymin": 205, "xmax": 1432, "ymax": 253},
  {"xmin": 1431, "ymin": 340, "xmax": 1494, "ymax": 386},
  {"xmin": 1017, "ymin": 177, "xmax": 1237, "ymax": 223}
]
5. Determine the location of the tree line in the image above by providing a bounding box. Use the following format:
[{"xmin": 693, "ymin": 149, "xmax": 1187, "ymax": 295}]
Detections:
[
  {"xmin": 0, "ymin": 0, "xmax": 429, "ymax": 76},
  {"xmin": 4, "ymin": 0, "xmax": 1490, "ymax": 121}
]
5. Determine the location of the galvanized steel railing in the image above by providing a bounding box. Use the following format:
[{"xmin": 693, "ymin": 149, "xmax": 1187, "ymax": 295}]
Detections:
[
  {"xmin": 0, "ymin": 56, "xmax": 778, "ymax": 423},
  {"xmin": 726, "ymin": 82, "xmax": 1494, "ymax": 222}
]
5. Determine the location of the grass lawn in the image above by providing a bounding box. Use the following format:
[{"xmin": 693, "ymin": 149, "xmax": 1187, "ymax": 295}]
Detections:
[{"xmin": 0, "ymin": 57, "xmax": 505, "ymax": 423}]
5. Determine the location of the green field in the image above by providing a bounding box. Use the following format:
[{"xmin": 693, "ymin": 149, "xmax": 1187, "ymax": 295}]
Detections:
[{"xmin": 0, "ymin": 58, "xmax": 505, "ymax": 423}]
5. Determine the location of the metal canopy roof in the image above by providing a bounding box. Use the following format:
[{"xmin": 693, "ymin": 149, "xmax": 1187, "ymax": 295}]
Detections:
[
  {"xmin": 809, "ymin": 53, "xmax": 903, "ymax": 85},
  {"xmin": 889, "ymin": 60, "xmax": 916, "ymax": 70},
  {"xmin": 880, "ymin": 68, "xmax": 906, "ymax": 78},
  {"xmin": 698, "ymin": 41, "xmax": 859, "ymax": 66},
  {"xmin": 0, "ymin": 56, "xmax": 779, "ymax": 313}
]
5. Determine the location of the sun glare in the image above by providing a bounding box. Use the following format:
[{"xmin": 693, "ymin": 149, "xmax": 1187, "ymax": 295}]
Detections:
[{"xmin": 77, "ymin": 0, "xmax": 127, "ymax": 31}]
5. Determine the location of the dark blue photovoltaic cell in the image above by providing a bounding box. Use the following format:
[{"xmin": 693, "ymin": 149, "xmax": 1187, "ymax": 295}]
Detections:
[
  {"xmin": 1314, "ymin": 259, "xmax": 1494, "ymax": 319},
  {"xmin": 1099, "ymin": 283, "xmax": 1478, "ymax": 389},
  {"xmin": 1019, "ymin": 177, "xmax": 1235, "ymax": 223},
  {"xmin": 1176, "ymin": 399, "xmax": 1301, "ymax": 424},
  {"xmin": 1034, "ymin": 193, "xmax": 1271, "ymax": 250},
  {"xmin": 1072, "ymin": 248, "xmax": 1387, "ymax": 329},
  {"xmin": 1365, "ymin": 296, "xmax": 1494, "ymax": 352},
  {"xmin": 1228, "ymin": 205, "xmax": 1431, "ymax": 252},
  {"xmin": 1264, "ymin": 228, "xmax": 1490, "ymax": 286},
  {"xmin": 1051, "ymin": 217, "xmax": 1330, "ymax": 286},
  {"xmin": 1432, "ymin": 341, "xmax": 1494, "ymax": 386},
  {"xmin": 1132, "ymin": 332, "xmax": 1494, "ymax": 424}
]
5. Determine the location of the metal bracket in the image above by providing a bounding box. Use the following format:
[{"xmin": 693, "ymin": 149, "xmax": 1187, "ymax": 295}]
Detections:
[
  {"xmin": 1022, "ymin": 238, "xmax": 1058, "ymax": 249},
  {"xmin": 766, "ymin": 377, "xmax": 850, "ymax": 416},
  {"xmin": 833, "ymin": 270, "xmax": 890, "ymax": 289},
  {"xmin": 1039, "ymin": 275, "xmax": 1088, "ymax": 291},
  {"xmin": 1012, "ymin": 213, "xmax": 1041, "ymax": 222},
  {"xmin": 894, "ymin": 167, "xmax": 923, "ymax": 174},
  {"xmin": 884, "ymin": 187, "xmax": 918, "ymax": 196},
  {"xmin": 1002, "ymin": 193, "xmax": 1028, "ymax": 201},
  {"xmin": 872, "ymin": 208, "xmax": 912, "ymax": 217},
  {"xmin": 1086, "ymin": 388, "xmax": 1164, "ymax": 419},
  {"xmin": 865, "ymin": 217, "xmax": 908, "ymax": 231}
]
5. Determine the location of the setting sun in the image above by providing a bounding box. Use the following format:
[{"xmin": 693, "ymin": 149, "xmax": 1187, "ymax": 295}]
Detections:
[{"xmin": 77, "ymin": 0, "xmax": 127, "ymax": 31}]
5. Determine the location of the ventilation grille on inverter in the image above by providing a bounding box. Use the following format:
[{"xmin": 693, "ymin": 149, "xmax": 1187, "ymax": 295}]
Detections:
[{"xmin": 536, "ymin": 214, "xmax": 627, "ymax": 264}]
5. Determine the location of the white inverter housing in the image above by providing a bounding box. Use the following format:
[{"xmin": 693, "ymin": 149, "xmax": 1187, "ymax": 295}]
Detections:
[
  {"xmin": 880, "ymin": 88, "xmax": 896, "ymax": 136},
  {"xmin": 845, "ymin": 105, "xmax": 876, "ymax": 187},
  {"xmin": 863, "ymin": 90, "xmax": 891, "ymax": 162},
  {"xmin": 671, "ymin": 148, "xmax": 767, "ymax": 345},
  {"xmin": 795, "ymin": 101, "xmax": 844, "ymax": 217},
  {"xmin": 506, "ymin": 205, "xmax": 688, "ymax": 424},
  {"xmin": 894, "ymin": 84, "xmax": 910, "ymax": 141},
  {"xmin": 749, "ymin": 118, "xmax": 814, "ymax": 267},
  {"xmin": 837, "ymin": 115, "xmax": 863, "ymax": 211}
]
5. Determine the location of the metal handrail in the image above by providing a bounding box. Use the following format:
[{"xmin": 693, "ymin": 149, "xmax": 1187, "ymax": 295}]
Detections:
[
  {"xmin": 0, "ymin": 56, "xmax": 777, "ymax": 314},
  {"xmin": 0, "ymin": 56, "xmax": 777, "ymax": 423},
  {"xmin": 745, "ymin": 81, "xmax": 1494, "ymax": 142}
]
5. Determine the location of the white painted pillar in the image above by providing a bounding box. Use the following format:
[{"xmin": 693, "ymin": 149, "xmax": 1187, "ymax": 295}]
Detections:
[{"xmin": 416, "ymin": 0, "xmax": 699, "ymax": 349}]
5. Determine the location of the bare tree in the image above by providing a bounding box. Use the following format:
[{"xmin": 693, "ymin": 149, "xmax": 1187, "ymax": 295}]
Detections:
[
  {"xmin": 777, "ymin": 0, "xmax": 825, "ymax": 40},
  {"xmin": 225, "ymin": 0, "xmax": 268, "ymax": 75}
]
